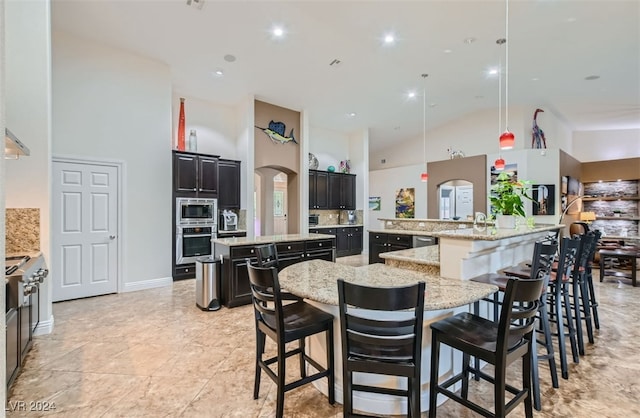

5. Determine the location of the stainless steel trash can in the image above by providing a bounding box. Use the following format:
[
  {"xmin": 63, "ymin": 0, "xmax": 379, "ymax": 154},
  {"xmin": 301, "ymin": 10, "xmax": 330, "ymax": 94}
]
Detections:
[{"xmin": 196, "ymin": 256, "xmax": 221, "ymax": 311}]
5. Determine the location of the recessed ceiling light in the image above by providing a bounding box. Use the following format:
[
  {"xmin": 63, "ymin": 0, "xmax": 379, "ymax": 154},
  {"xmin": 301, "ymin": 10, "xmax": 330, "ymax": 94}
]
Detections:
[
  {"xmin": 211, "ymin": 69, "xmax": 224, "ymax": 77},
  {"xmin": 429, "ymin": 103, "xmax": 437, "ymax": 107},
  {"xmin": 464, "ymin": 37, "xmax": 476, "ymax": 44},
  {"xmin": 407, "ymin": 91, "xmax": 417, "ymax": 99},
  {"xmin": 585, "ymin": 75, "xmax": 600, "ymax": 81},
  {"xmin": 532, "ymin": 77, "xmax": 540, "ymax": 81},
  {"xmin": 272, "ymin": 26, "xmax": 285, "ymax": 38},
  {"xmin": 223, "ymin": 54, "xmax": 236, "ymax": 63},
  {"xmin": 347, "ymin": 112, "xmax": 357, "ymax": 118},
  {"xmin": 443, "ymin": 49, "xmax": 452, "ymax": 54},
  {"xmin": 384, "ymin": 33, "xmax": 395, "ymax": 44},
  {"xmin": 488, "ymin": 68, "xmax": 499, "ymax": 76}
]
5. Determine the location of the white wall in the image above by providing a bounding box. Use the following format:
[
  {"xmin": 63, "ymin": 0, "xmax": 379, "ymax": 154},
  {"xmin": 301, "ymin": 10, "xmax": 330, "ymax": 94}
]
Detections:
[
  {"xmin": 368, "ymin": 164, "xmax": 427, "ymax": 231},
  {"xmin": 571, "ymin": 129, "xmax": 640, "ymax": 162},
  {"xmin": 170, "ymin": 94, "xmax": 237, "ymax": 159},
  {"xmin": 5, "ymin": 0, "xmax": 53, "ymax": 328},
  {"xmin": 52, "ymin": 31, "xmax": 172, "ymax": 286},
  {"xmin": 309, "ymin": 125, "xmax": 353, "ymax": 172}
]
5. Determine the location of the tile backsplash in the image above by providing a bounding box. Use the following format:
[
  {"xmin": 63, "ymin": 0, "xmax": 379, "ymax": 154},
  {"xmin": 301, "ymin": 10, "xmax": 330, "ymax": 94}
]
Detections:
[{"xmin": 6, "ymin": 208, "xmax": 40, "ymax": 253}]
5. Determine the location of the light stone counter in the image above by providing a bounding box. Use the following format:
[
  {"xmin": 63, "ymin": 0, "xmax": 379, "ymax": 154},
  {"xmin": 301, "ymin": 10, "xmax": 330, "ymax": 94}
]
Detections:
[
  {"xmin": 380, "ymin": 246, "xmax": 440, "ymax": 275},
  {"xmin": 309, "ymin": 224, "xmax": 363, "ymax": 229},
  {"xmin": 430, "ymin": 223, "xmax": 561, "ymax": 240},
  {"xmin": 278, "ymin": 259, "xmax": 497, "ymax": 414},
  {"xmin": 213, "ymin": 233, "xmax": 334, "ymax": 247},
  {"xmin": 278, "ymin": 259, "xmax": 496, "ymax": 310}
]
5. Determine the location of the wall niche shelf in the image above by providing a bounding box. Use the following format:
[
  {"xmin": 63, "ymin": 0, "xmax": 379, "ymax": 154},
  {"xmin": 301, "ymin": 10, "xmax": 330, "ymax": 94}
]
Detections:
[
  {"xmin": 583, "ymin": 179, "xmax": 639, "ymax": 237},
  {"xmin": 583, "ymin": 196, "xmax": 640, "ymax": 201}
]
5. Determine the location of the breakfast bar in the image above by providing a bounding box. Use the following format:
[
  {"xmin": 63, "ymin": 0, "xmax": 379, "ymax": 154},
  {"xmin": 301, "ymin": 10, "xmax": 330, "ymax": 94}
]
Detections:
[{"xmin": 278, "ymin": 260, "xmax": 498, "ymax": 415}]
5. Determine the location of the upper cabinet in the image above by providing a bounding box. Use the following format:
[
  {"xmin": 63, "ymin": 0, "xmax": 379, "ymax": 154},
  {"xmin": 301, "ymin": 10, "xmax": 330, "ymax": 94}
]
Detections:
[
  {"xmin": 173, "ymin": 151, "xmax": 219, "ymax": 198},
  {"xmin": 328, "ymin": 172, "xmax": 356, "ymax": 210},
  {"xmin": 218, "ymin": 159, "xmax": 241, "ymax": 209},
  {"xmin": 309, "ymin": 170, "xmax": 329, "ymax": 210}
]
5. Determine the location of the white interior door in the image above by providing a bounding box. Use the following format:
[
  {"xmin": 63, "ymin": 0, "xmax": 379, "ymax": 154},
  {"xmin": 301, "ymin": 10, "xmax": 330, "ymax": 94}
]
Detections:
[
  {"xmin": 455, "ymin": 185, "xmax": 474, "ymax": 219},
  {"xmin": 52, "ymin": 160, "xmax": 119, "ymax": 301}
]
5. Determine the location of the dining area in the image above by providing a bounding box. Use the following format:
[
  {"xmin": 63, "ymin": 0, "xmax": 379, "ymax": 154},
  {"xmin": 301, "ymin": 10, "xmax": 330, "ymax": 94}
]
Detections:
[{"xmin": 243, "ymin": 222, "xmax": 610, "ymax": 418}]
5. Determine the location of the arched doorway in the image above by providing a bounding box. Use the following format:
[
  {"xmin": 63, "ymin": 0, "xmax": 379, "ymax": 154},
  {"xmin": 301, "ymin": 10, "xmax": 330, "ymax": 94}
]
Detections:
[{"xmin": 254, "ymin": 166, "xmax": 298, "ymax": 236}]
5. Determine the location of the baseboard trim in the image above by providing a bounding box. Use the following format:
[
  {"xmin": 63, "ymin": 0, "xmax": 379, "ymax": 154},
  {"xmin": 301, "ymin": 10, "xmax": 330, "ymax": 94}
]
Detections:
[
  {"xmin": 123, "ymin": 276, "xmax": 173, "ymax": 293},
  {"xmin": 34, "ymin": 315, "xmax": 55, "ymax": 336}
]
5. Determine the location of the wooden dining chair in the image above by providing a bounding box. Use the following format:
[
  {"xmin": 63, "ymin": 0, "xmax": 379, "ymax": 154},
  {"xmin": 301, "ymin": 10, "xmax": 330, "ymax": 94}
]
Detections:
[
  {"xmin": 247, "ymin": 263, "xmax": 335, "ymax": 417},
  {"xmin": 429, "ymin": 276, "xmax": 545, "ymax": 418},
  {"xmin": 338, "ymin": 279, "xmax": 425, "ymax": 418}
]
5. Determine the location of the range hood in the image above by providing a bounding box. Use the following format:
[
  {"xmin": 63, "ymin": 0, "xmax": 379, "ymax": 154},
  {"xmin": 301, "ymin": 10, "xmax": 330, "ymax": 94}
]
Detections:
[{"xmin": 5, "ymin": 128, "xmax": 30, "ymax": 158}]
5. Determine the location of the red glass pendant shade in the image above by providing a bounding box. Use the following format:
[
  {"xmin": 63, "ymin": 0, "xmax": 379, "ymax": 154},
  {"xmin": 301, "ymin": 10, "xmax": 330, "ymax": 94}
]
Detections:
[
  {"xmin": 421, "ymin": 172, "xmax": 429, "ymax": 182},
  {"xmin": 494, "ymin": 158, "xmax": 505, "ymax": 170},
  {"xmin": 499, "ymin": 130, "xmax": 515, "ymax": 150}
]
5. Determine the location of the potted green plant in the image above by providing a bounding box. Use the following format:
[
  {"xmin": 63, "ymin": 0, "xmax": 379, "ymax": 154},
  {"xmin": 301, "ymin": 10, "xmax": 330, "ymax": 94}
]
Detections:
[{"xmin": 489, "ymin": 171, "xmax": 535, "ymax": 228}]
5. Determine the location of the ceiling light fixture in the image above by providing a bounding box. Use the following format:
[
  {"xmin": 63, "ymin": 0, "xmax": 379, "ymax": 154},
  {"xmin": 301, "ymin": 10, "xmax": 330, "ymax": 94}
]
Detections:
[
  {"xmin": 499, "ymin": 0, "xmax": 515, "ymax": 151},
  {"xmin": 272, "ymin": 26, "xmax": 284, "ymax": 38},
  {"xmin": 494, "ymin": 38, "xmax": 506, "ymax": 170},
  {"xmin": 420, "ymin": 73, "xmax": 429, "ymax": 182},
  {"xmin": 384, "ymin": 33, "xmax": 395, "ymax": 44}
]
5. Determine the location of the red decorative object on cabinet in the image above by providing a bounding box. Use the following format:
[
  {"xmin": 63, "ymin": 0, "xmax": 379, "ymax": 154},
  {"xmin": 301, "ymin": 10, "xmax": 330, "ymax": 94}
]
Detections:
[{"xmin": 177, "ymin": 97, "xmax": 186, "ymax": 151}]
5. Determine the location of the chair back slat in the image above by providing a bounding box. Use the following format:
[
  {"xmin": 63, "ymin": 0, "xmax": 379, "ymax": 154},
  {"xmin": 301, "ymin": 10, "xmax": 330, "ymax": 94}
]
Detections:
[
  {"xmin": 497, "ymin": 277, "xmax": 545, "ymax": 351},
  {"xmin": 247, "ymin": 263, "xmax": 284, "ymax": 333},
  {"xmin": 338, "ymin": 279, "xmax": 425, "ymax": 365},
  {"xmin": 255, "ymin": 243, "xmax": 279, "ymax": 268}
]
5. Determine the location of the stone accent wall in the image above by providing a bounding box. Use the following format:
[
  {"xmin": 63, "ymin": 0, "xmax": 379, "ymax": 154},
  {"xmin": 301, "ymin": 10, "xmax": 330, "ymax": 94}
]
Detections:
[
  {"xmin": 583, "ymin": 180, "xmax": 639, "ymax": 237},
  {"xmin": 6, "ymin": 208, "xmax": 40, "ymax": 253}
]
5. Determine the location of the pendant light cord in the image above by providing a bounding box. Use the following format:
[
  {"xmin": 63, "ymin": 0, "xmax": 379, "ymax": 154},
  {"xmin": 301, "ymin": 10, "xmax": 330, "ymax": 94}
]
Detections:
[
  {"xmin": 505, "ymin": 0, "xmax": 509, "ymax": 131},
  {"xmin": 422, "ymin": 73, "xmax": 428, "ymax": 171}
]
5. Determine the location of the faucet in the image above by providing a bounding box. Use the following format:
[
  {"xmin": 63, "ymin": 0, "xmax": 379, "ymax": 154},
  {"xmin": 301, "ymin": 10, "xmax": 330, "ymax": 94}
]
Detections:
[{"xmin": 474, "ymin": 212, "xmax": 487, "ymax": 231}]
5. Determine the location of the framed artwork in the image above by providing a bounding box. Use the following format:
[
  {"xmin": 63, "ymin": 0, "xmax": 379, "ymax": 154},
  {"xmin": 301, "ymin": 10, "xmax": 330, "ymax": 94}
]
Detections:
[
  {"xmin": 369, "ymin": 196, "xmax": 381, "ymax": 211},
  {"xmin": 395, "ymin": 188, "xmax": 415, "ymax": 218},
  {"xmin": 532, "ymin": 184, "xmax": 555, "ymax": 215},
  {"xmin": 273, "ymin": 191, "xmax": 284, "ymax": 216}
]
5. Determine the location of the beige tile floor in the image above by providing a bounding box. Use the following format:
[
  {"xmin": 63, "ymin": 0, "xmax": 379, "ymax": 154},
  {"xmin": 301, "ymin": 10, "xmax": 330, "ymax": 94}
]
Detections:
[{"xmin": 7, "ymin": 254, "xmax": 640, "ymax": 417}]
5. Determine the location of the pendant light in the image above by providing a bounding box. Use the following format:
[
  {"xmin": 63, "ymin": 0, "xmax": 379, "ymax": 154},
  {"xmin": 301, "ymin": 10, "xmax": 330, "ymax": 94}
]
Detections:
[
  {"xmin": 499, "ymin": 0, "xmax": 514, "ymax": 150},
  {"xmin": 420, "ymin": 73, "xmax": 429, "ymax": 182},
  {"xmin": 494, "ymin": 39, "xmax": 506, "ymax": 170}
]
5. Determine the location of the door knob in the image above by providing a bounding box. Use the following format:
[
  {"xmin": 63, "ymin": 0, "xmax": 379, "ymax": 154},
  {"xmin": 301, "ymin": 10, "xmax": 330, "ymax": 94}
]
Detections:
[{"xmin": 109, "ymin": 235, "xmax": 116, "ymax": 240}]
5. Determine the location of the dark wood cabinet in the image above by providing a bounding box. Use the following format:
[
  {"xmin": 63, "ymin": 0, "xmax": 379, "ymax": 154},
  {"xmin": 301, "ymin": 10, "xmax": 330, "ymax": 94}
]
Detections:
[
  {"xmin": 336, "ymin": 226, "xmax": 362, "ymax": 257},
  {"xmin": 328, "ymin": 172, "xmax": 356, "ymax": 210},
  {"xmin": 218, "ymin": 159, "xmax": 241, "ymax": 209},
  {"xmin": 173, "ymin": 151, "xmax": 219, "ymax": 198},
  {"xmin": 309, "ymin": 170, "xmax": 329, "ymax": 209},
  {"xmin": 369, "ymin": 232, "xmax": 412, "ymax": 264},
  {"xmin": 216, "ymin": 237, "xmax": 335, "ymax": 308}
]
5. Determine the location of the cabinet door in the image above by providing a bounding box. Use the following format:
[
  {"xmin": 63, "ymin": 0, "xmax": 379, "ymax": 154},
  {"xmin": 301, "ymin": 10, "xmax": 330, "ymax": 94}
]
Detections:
[
  {"xmin": 310, "ymin": 171, "xmax": 330, "ymax": 209},
  {"xmin": 174, "ymin": 153, "xmax": 198, "ymax": 195},
  {"xmin": 328, "ymin": 173, "xmax": 342, "ymax": 209},
  {"xmin": 369, "ymin": 241, "xmax": 387, "ymax": 264},
  {"xmin": 218, "ymin": 159, "xmax": 241, "ymax": 209},
  {"xmin": 227, "ymin": 258, "xmax": 254, "ymax": 307},
  {"xmin": 198, "ymin": 156, "xmax": 219, "ymax": 197},
  {"xmin": 350, "ymin": 229, "xmax": 363, "ymax": 254},
  {"xmin": 342, "ymin": 174, "xmax": 356, "ymax": 210},
  {"xmin": 336, "ymin": 228, "xmax": 350, "ymax": 256}
]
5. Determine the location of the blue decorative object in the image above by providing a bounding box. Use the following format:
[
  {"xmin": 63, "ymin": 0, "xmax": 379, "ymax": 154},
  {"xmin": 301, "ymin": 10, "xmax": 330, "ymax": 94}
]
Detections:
[{"xmin": 327, "ymin": 165, "xmax": 336, "ymax": 172}]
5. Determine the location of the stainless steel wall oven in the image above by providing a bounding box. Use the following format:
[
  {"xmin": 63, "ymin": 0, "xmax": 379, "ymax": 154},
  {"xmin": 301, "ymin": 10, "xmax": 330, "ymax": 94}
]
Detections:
[{"xmin": 175, "ymin": 225, "xmax": 216, "ymax": 265}]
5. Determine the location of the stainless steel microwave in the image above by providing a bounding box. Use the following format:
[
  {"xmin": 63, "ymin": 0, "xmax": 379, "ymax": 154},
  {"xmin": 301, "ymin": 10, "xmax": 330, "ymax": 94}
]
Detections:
[{"xmin": 176, "ymin": 198, "xmax": 217, "ymax": 225}]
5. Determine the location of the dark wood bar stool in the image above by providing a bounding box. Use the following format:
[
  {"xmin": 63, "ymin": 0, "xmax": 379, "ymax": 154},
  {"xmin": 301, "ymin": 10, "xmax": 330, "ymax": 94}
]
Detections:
[
  {"xmin": 337, "ymin": 279, "xmax": 425, "ymax": 418},
  {"xmin": 469, "ymin": 238, "xmax": 558, "ymax": 411},
  {"xmin": 568, "ymin": 232, "xmax": 598, "ymax": 353},
  {"xmin": 429, "ymin": 276, "xmax": 545, "ymax": 418},
  {"xmin": 247, "ymin": 264, "xmax": 335, "ymax": 418},
  {"xmin": 255, "ymin": 243, "xmax": 280, "ymax": 268}
]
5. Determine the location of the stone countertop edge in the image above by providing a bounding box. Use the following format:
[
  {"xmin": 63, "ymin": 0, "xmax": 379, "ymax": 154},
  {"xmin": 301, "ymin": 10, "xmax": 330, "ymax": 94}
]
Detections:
[
  {"xmin": 278, "ymin": 260, "xmax": 497, "ymax": 310},
  {"xmin": 380, "ymin": 246, "xmax": 440, "ymax": 266},
  {"xmin": 213, "ymin": 233, "xmax": 336, "ymax": 247},
  {"xmin": 369, "ymin": 224, "xmax": 561, "ymax": 240},
  {"xmin": 309, "ymin": 224, "xmax": 364, "ymax": 229},
  {"xmin": 377, "ymin": 218, "xmax": 474, "ymax": 223},
  {"xmin": 431, "ymin": 224, "xmax": 561, "ymax": 240}
]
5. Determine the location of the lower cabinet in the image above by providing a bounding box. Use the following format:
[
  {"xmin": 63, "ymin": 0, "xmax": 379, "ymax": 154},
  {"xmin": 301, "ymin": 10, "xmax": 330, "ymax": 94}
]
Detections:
[
  {"xmin": 336, "ymin": 226, "xmax": 363, "ymax": 257},
  {"xmin": 369, "ymin": 232, "xmax": 412, "ymax": 264},
  {"xmin": 217, "ymin": 237, "xmax": 336, "ymax": 308}
]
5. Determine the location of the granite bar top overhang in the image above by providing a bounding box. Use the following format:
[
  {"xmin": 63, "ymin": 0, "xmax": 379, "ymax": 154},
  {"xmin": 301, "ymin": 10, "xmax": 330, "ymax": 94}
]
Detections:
[
  {"xmin": 278, "ymin": 260, "xmax": 497, "ymax": 311},
  {"xmin": 380, "ymin": 246, "xmax": 440, "ymax": 267},
  {"xmin": 213, "ymin": 233, "xmax": 335, "ymax": 247},
  {"xmin": 431, "ymin": 224, "xmax": 561, "ymax": 241}
]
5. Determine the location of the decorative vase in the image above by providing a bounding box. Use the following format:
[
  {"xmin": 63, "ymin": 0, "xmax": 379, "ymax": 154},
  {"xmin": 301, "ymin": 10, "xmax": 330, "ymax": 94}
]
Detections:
[
  {"xmin": 327, "ymin": 165, "xmax": 336, "ymax": 173},
  {"xmin": 309, "ymin": 153, "xmax": 319, "ymax": 170},
  {"xmin": 177, "ymin": 98, "xmax": 186, "ymax": 151},
  {"xmin": 188, "ymin": 129, "xmax": 198, "ymax": 152},
  {"xmin": 496, "ymin": 214, "xmax": 516, "ymax": 229}
]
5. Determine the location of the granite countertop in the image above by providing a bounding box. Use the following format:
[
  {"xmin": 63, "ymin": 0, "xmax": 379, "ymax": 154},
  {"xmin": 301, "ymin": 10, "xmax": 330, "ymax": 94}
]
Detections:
[
  {"xmin": 217, "ymin": 229, "xmax": 247, "ymax": 234},
  {"xmin": 278, "ymin": 260, "xmax": 497, "ymax": 310},
  {"xmin": 430, "ymin": 224, "xmax": 561, "ymax": 241},
  {"xmin": 213, "ymin": 233, "xmax": 335, "ymax": 247},
  {"xmin": 309, "ymin": 224, "xmax": 363, "ymax": 229},
  {"xmin": 369, "ymin": 228, "xmax": 445, "ymax": 236},
  {"xmin": 380, "ymin": 246, "xmax": 440, "ymax": 266}
]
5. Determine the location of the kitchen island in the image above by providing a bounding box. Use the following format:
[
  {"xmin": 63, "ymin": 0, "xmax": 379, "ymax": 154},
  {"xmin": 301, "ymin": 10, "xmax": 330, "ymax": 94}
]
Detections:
[
  {"xmin": 278, "ymin": 259, "xmax": 498, "ymax": 415},
  {"xmin": 213, "ymin": 233, "xmax": 336, "ymax": 307}
]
